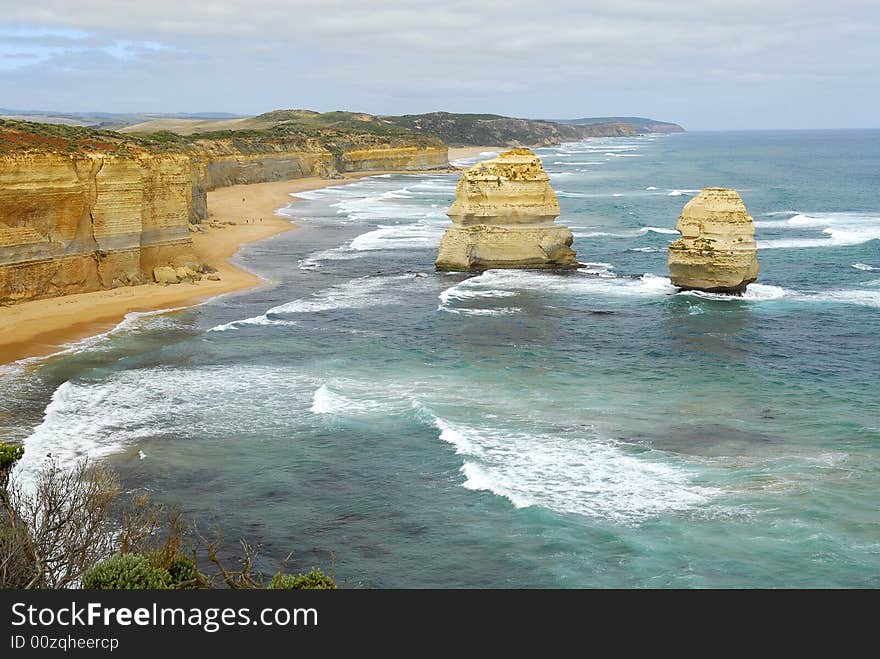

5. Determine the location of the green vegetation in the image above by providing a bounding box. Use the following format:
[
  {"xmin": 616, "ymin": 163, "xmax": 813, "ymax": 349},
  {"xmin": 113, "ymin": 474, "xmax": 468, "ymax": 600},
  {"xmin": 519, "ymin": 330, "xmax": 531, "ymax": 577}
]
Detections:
[
  {"xmin": 0, "ymin": 442, "xmax": 23, "ymax": 472},
  {"xmin": 83, "ymin": 553, "xmax": 205, "ymax": 590},
  {"xmin": 267, "ymin": 569, "xmax": 337, "ymax": 590},
  {"xmin": 0, "ymin": 109, "xmax": 682, "ymax": 156},
  {"xmin": 381, "ymin": 111, "xmax": 639, "ymax": 146},
  {"xmin": 83, "ymin": 553, "xmax": 173, "ymax": 590},
  {"xmin": 0, "ymin": 108, "xmax": 441, "ymax": 157},
  {"xmin": 0, "ymin": 442, "xmax": 23, "ymax": 492},
  {"xmin": 0, "ymin": 444, "xmax": 337, "ymax": 590}
]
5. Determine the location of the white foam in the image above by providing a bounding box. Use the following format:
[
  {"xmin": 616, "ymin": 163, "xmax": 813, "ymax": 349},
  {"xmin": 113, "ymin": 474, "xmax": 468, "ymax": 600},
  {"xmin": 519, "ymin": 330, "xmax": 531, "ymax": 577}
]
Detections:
[
  {"xmin": 451, "ymin": 150, "xmax": 499, "ymax": 167},
  {"xmin": 629, "ymin": 246, "xmax": 660, "ymax": 253},
  {"xmin": 678, "ymin": 283, "xmax": 880, "ymax": 307},
  {"xmin": 438, "ymin": 270, "xmax": 676, "ymax": 314},
  {"xmin": 348, "ymin": 222, "xmax": 446, "ymax": 251},
  {"xmin": 211, "ymin": 274, "xmax": 419, "ymax": 331},
  {"xmin": 678, "ymin": 284, "xmax": 790, "ymax": 302},
  {"xmin": 645, "ymin": 186, "xmax": 659, "ymax": 191},
  {"xmin": 14, "ymin": 366, "xmax": 316, "ymax": 486},
  {"xmin": 311, "ymin": 384, "xmax": 349, "ymax": 414},
  {"xmin": 438, "ymin": 287, "xmax": 519, "ymax": 306},
  {"xmin": 579, "ymin": 262, "xmax": 616, "ymax": 278},
  {"xmin": 575, "ymin": 226, "xmax": 677, "ymax": 238},
  {"xmin": 758, "ymin": 212, "xmax": 880, "ymax": 250},
  {"xmin": 452, "ymin": 307, "xmax": 523, "ymax": 316},
  {"xmin": 809, "ymin": 289, "xmax": 880, "ymax": 308},
  {"xmin": 432, "ymin": 415, "xmax": 717, "ymax": 524},
  {"xmin": 2, "ymin": 307, "xmax": 185, "ymax": 369},
  {"xmin": 208, "ymin": 316, "xmax": 298, "ymax": 332},
  {"xmin": 853, "ymin": 263, "xmax": 879, "ymax": 271},
  {"xmin": 269, "ymin": 274, "xmax": 415, "ymax": 314},
  {"xmin": 298, "ymin": 246, "xmax": 360, "ymax": 270},
  {"xmin": 667, "ymin": 189, "xmax": 700, "ymax": 197},
  {"xmin": 14, "ymin": 376, "xmax": 168, "ymax": 486},
  {"xmin": 762, "ymin": 210, "xmax": 799, "ymax": 217}
]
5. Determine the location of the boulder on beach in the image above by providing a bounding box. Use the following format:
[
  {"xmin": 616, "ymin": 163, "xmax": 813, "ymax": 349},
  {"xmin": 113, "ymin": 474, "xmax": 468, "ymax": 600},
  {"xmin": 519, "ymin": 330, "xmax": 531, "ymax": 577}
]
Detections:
[{"xmin": 152, "ymin": 266, "xmax": 180, "ymax": 285}]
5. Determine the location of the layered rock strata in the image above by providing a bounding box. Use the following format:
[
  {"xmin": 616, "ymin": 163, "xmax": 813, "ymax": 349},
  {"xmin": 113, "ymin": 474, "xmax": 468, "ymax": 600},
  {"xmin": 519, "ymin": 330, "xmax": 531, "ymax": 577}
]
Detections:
[
  {"xmin": 435, "ymin": 148, "xmax": 576, "ymax": 270},
  {"xmin": 0, "ymin": 152, "xmax": 195, "ymax": 304},
  {"xmin": 0, "ymin": 122, "xmax": 448, "ymax": 305},
  {"xmin": 667, "ymin": 187, "xmax": 759, "ymax": 293}
]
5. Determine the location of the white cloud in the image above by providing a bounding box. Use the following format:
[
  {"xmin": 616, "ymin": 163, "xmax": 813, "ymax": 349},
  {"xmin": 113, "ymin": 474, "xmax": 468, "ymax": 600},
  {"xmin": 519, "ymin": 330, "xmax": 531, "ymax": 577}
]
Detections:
[{"xmin": 0, "ymin": 1, "xmax": 878, "ymax": 128}]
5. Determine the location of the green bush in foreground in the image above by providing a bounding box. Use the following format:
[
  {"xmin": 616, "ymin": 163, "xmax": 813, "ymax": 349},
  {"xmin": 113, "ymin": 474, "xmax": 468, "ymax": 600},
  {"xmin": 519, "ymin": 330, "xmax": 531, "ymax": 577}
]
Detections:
[
  {"xmin": 166, "ymin": 555, "xmax": 202, "ymax": 589},
  {"xmin": 267, "ymin": 569, "xmax": 336, "ymax": 590},
  {"xmin": 0, "ymin": 443, "xmax": 24, "ymax": 472},
  {"xmin": 83, "ymin": 553, "xmax": 172, "ymax": 590}
]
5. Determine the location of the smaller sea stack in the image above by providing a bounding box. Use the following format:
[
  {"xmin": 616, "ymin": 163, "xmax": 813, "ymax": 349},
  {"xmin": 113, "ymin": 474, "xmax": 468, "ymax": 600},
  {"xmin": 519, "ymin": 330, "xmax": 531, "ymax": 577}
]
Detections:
[
  {"xmin": 667, "ymin": 187, "xmax": 759, "ymax": 293},
  {"xmin": 435, "ymin": 148, "xmax": 577, "ymax": 271}
]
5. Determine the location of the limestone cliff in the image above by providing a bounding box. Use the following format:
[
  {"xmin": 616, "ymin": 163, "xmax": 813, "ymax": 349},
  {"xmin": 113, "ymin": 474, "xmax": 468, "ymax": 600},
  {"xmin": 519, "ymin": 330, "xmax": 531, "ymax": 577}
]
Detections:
[
  {"xmin": 0, "ymin": 151, "xmax": 195, "ymax": 304},
  {"xmin": 667, "ymin": 188, "xmax": 759, "ymax": 293},
  {"xmin": 436, "ymin": 149, "xmax": 577, "ymax": 270},
  {"xmin": 0, "ymin": 118, "xmax": 448, "ymax": 305}
]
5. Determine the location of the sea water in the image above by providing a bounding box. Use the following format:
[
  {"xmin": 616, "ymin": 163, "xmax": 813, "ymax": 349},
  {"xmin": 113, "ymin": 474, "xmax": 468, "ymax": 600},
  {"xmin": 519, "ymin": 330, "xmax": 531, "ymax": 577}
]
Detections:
[{"xmin": 2, "ymin": 130, "xmax": 879, "ymax": 587}]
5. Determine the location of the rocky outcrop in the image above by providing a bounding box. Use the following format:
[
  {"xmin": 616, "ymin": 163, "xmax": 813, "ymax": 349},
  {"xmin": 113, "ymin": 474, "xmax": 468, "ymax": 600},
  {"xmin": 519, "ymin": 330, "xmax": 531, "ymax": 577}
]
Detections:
[
  {"xmin": 667, "ymin": 188, "xmax": 759, "ymax": 293},
  {"xmin": 436, "ymin": 148, "xmax": 577, "ymax": 270},
  {"xmin": 0, "ymin": 152, "xmax": 196, "ymax": 304},
  {"xmin": 0, "ymin": 119, "xmax": 449, "ymax": 305}
]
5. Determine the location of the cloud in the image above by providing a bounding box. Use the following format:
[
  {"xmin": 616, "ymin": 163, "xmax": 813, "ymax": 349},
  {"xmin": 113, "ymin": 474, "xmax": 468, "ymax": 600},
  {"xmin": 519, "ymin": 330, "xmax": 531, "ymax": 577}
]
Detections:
[{"xmin": 0, "ymin": 1, "xmax": 878, "ymax": 128}]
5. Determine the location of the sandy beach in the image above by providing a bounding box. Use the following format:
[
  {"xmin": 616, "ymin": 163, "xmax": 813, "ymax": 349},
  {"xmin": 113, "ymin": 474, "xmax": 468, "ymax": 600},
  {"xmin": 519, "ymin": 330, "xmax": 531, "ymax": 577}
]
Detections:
[{"xmin": 0, "ymin": 146, "xmax": 496, "ymax": 366}]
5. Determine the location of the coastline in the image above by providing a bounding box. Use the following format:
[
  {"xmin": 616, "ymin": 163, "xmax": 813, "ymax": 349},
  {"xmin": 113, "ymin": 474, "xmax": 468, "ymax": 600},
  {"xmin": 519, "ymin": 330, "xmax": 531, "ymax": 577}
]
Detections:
[{"xmin": 0, "ymin": 146, "xmax": 496, "ymax": 366}]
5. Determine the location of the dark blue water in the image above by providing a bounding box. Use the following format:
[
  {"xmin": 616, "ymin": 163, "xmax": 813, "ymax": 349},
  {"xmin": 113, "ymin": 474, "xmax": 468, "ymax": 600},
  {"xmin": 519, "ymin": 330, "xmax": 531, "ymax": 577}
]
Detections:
[{"xmin": 3, "ymin": 130, "xmax": 880, "ymax": 587}]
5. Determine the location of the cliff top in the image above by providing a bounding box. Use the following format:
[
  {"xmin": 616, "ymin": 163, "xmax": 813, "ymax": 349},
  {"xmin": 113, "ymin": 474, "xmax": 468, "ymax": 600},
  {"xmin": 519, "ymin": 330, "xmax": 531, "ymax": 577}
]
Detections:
[
  {"xmin": 120, "ymin": 109, "xmax": 681, "ymax": 148},
  {"xmin": 465, "ymin": 148, "xmax": 549, "ymax": 181},
  {"xmin": 0, "ymin": 119, "xmax": 138, "ymax": 155},
  {"xmin": 0, "ymin": 113, "xmax": 442, "ymax": 157}
]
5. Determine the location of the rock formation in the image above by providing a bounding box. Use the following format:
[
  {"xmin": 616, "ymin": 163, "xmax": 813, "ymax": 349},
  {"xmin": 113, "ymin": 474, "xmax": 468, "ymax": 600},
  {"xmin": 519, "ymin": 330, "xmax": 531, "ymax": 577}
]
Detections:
[
  {"xmin": 667, "ymin": 187, "xmax": 759, "ymax": 293},
  {"xmin": 0, "ymin": 152, "xmax": 196, "ymax": 304},
  {"xmin": 435, "ymin": 148, "xmax": 576, "ymax": 270},
  {"xmin": 0, "ymin": 119, "xmax": 448, "ymax": 305}
]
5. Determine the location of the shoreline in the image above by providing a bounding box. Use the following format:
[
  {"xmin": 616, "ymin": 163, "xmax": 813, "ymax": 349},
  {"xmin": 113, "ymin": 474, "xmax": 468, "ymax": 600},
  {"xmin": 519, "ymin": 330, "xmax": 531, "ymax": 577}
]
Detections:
[{"xmin": 0, "ymin": 146, "xmax": 496, "ymax": 367}]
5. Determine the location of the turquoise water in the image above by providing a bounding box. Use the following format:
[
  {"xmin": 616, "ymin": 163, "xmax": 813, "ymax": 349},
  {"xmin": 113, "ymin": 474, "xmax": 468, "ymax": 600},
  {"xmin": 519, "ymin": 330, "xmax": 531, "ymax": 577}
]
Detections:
[{"xmin": 3, "ymin": 130, "xmax": 880, "ymax": 587}]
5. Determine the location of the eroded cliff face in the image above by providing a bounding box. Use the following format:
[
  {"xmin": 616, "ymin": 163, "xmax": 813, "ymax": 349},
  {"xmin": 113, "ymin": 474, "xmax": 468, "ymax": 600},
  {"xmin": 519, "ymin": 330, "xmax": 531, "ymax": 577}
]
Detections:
[
  {"xmin": 667, "ymin": 187, "xmax": 759, "ymax": 293},
  {"xmin": 0, "ymin": 121, "xmax": 449, "ymax": 305},
  {"xmin": 436, "ymin": 148, "xmax": 577, "ymax": 270},
  {"xmin": 341, "ymin": 146, "xmax": 448, "ymax": 172},
  {"xmin": 196, "ymin": 145, "xmax": 447, "ymax": 190},
  {"xmin": 0, "ymin": 151, "xmax": 195, "ymax": 304}
]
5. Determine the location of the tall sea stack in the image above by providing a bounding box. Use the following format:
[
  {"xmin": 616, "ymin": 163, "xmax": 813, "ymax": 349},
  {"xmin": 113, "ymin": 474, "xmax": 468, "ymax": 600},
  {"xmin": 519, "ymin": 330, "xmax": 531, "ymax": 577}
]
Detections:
[
  {"xmin": 435, "ymin": 148, "xmax": 577, "ymax": 270},
  {"xmin": 667, "ymin": 188, "xmax": 759, "ymax": 293}
]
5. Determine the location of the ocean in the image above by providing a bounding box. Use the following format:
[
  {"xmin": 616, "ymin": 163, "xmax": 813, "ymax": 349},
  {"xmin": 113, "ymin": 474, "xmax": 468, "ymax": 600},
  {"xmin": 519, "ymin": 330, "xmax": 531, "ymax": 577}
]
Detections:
[{"xmin": 3, "ymin": 129, "xmax": 879, "ymax": 587}]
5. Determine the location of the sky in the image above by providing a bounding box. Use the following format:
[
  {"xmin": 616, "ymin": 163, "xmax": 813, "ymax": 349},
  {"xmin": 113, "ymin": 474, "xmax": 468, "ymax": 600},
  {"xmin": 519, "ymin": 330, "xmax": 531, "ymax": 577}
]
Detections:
[{"xmin": 1, "ymin": 1, "xmax": 878, "ymax": 130}]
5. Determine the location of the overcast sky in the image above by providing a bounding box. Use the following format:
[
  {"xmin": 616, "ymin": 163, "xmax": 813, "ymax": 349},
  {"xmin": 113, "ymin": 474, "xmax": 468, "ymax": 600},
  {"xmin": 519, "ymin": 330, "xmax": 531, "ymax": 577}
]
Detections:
[{"xmin": 1, "ymin": 1, "xmax": 878, "ymax": 130}]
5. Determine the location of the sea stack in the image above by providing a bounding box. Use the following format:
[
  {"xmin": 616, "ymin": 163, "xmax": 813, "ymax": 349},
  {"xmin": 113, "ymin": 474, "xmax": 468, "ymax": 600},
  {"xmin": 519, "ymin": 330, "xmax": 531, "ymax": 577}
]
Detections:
[
  {"xmin": 667, "ymin": 188, "xmax": 759, "ymax": 293},
  {"xmin": 435, "ymin": 148, "xmax": 577, "ymax": 270}
]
